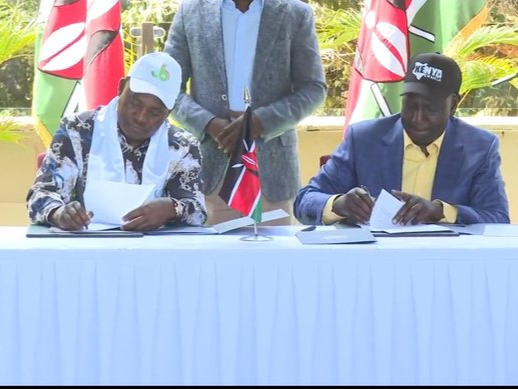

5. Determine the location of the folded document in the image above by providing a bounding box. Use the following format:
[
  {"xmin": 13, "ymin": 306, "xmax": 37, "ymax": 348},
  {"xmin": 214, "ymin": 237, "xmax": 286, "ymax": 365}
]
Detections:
[
  {"xmin": 146, "ymin": 209, "xmax": 289, "ymax": 234},
  {"xmin": 26, "ymin": 209, "xmax": 290, "ymax": 237},
  {"xmin": 26, "ymin": 224, "xmax": 143, "ymax": 238},
  {"xmin": 369, "ymin": 223, "xmax": 458, "ymax": 236},
  {"xmin": 296, "ymin": 225, "xmax": 376, "ymax": 245},
  {"xmin": 350, "ymin": 189, "xmax": 458, "ymax": 236}
]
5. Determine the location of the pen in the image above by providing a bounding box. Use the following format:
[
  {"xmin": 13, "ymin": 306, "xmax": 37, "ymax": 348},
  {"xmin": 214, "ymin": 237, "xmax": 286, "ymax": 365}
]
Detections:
[
  {"xmin": 360, "ymin": 185, "xmax": 371, "ymax": 197},
  {"xmin": 75, "ymin": 177, "xmax": 89, "ymax": 230}
]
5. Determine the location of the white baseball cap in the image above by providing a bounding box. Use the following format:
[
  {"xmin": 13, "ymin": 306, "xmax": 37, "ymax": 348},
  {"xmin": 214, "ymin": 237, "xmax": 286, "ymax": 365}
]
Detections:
[{"xmin": 127, "ymin": 52, "xmax": 182, "ymax": 110}]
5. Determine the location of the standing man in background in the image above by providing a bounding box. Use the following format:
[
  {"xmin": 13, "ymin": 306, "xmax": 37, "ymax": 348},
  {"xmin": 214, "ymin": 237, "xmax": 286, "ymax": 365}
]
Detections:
[{"xmin": 165, "ymin": 0, "xmax": 327, "ymax": 225}]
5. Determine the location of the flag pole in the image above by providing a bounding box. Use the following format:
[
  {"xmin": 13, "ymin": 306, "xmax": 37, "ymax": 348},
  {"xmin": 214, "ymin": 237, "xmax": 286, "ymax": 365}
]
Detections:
[
  {"xmin": 240, "ymin": 86, "xmax": 272, "ymax": 242},
  {"xmin": 245, "ymin": 87, "xmax": 258, "ymax": 238}
]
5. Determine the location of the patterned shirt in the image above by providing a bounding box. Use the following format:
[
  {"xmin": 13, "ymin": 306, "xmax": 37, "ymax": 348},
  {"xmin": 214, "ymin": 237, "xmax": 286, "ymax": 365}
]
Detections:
[{"xmin": 27, "ymin": 108, "xmax": 207, "ymax": 226}]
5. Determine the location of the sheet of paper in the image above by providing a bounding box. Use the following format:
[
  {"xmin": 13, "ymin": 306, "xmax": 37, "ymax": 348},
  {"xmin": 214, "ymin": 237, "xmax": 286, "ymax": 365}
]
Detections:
[
  {"xmin": 45, "ymin": 225, "xmax": 143, "ymax": 237},
  {"xmin": 51, "ymin": 222, "xmax": 121, "ymax": 232},
  {"xmin": 444, "ymin": 223, "xmax": 485, "ymax": 235},
  {"xmin": 261, "ymin": 209, "xmax": 290, "ymax": 222},
  {"xmin": 86, "ymin": 222, "xmax": 121, "ymax": 231},
  {"xmin": 369, "ymin": 189, "xmax": 404, "ymax": 230},
  {"xmin": 296, "ymin": 226, "xmax": 376, "ymax": 245},
  {"xmin": 212, "ymin": 209, "xmax": 291, "ymax": 234},
  {"xmin": 144, "ymin": 225, "xmax": 219, "ymax": 235},
  {"xmin": 483, "ymin": 223, "xmax": 518, "ymax": 236},
  {"xmin": 51, "ymin": 223, "xmax": 120, "ymax": 232},
  {"xmin": 368, "ymin": 189, "xmax": 452, "ymax": 234},
  {"xmin": 84, "ymin": 180, "xmax": 155, "ymax": 226},
  {"xmin": 379, "ymin": 224, "xmax": 453, "ymax": 234}
]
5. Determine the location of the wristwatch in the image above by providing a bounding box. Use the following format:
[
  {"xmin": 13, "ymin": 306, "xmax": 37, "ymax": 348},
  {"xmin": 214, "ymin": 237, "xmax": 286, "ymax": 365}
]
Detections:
[{"xmin": 171, "ymin": 198, "xmax": 184, "ymax": 220}]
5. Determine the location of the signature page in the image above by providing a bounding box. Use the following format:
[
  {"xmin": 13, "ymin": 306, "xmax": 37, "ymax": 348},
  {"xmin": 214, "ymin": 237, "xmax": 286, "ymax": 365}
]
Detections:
[
  {"xmin": 369, "ymin": 189, "xmax": 404, "ymax": 230},
  {"xmin": 369, "ymin": 189, "xmax": 451, "ymax": 233},
  {"xmin": 84, "ymin": 180, "xmax": 155, "ymax": 227}
]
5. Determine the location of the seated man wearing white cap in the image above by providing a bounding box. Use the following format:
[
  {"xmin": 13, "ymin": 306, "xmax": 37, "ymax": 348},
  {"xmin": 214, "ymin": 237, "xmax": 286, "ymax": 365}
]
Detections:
[{"xmin": 27, "ymin": 52, "xmax": 207, "ymax": 231}]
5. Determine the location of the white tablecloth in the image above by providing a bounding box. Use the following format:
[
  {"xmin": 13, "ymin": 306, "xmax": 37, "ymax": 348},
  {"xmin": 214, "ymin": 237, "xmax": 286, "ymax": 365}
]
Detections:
[{"xmin": 1, "ymin": 226, "xmax": 518, "ymax": 385}]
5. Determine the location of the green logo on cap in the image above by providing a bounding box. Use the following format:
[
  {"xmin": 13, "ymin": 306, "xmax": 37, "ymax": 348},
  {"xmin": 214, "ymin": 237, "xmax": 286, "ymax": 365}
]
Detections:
[{"xmin": 152, "ymin": 65, "xmax": 170, "ymax": 82}]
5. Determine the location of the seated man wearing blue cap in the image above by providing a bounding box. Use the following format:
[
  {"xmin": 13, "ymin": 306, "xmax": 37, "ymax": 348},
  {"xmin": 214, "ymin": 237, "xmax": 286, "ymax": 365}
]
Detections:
[
  {"xmin": 27, "ymin": 52, "xmax": 207, "ymax": 231},
  {"xmin": 294, "ymin": 52, "xmax": 509, "ymax": 226}
]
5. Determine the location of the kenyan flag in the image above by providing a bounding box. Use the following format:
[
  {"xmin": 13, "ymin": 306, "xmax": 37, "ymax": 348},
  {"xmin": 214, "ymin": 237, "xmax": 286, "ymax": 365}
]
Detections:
[
  {"xmin": 344, "ymin": 0, "xmax": 487, "ymax": 134},
  {"xmin": 32, "ymin": 0, "xmax": 124, "ymax": 147},
  {"xmin": 218, "ymin": 105, "xmax": 262, "ymax": 223}
]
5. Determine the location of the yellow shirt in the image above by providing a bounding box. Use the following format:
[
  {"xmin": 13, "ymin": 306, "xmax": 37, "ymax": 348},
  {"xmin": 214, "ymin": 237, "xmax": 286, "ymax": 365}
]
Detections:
[{"xmin": 322, "ymin": 131, "xmax": 458, "ymax": 224}]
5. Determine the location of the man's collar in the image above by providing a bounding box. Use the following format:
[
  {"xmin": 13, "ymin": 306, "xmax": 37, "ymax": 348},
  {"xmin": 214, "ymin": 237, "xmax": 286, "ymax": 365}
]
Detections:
[
  {"xmin": 222, "ymin": 0, "xmax": 264, "ymax": 11},
  {"xmin": 403, "ymin": 129, "xmax": 446, "ymax": 154}
]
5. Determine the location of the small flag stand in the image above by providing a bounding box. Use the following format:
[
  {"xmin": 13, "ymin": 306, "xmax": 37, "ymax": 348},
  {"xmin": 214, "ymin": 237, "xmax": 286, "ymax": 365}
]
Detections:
[{"xmin": 240, "ymin": 219, "xmax": 273, "ymax": 242}]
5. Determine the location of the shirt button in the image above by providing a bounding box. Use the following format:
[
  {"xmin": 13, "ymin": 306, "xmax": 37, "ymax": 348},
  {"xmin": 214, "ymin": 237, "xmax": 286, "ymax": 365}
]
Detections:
[{"xmin": 221, "ymin": 94, "xmax": 227, "ymax": 101}]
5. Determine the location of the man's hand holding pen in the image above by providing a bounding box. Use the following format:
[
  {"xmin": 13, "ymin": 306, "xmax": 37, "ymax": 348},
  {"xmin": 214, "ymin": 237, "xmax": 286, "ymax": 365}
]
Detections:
[
  {"xmin": 331, "ymin": 186, "xmax": 375, "ymax": 224},
  {"xmin": 48, "ymin": 202, "xmax": 93, "ymax": 231}
]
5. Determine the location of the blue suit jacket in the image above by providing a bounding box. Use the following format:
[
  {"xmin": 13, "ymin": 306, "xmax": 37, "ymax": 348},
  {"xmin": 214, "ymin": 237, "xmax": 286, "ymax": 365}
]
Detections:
[{"xmin": 294, "ymin": 114, "xmax": 509, "ymax": 225}]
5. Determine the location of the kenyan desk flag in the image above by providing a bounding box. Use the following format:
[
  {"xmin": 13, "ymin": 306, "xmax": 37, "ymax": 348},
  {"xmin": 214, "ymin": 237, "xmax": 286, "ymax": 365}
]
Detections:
[{"xmin": 218, "ymin": 103, "xmax": 262, "ymax": 223}]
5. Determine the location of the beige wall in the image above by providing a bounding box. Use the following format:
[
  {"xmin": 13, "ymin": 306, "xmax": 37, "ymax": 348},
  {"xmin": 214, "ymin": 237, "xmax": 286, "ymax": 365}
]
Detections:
[
  {"xmin": 1, "ymin": 116, "xmax": 517, "ymax": 225},
  {"xmin": 0, "ymin": 118, "xmax": 45, "ymax": 226}
]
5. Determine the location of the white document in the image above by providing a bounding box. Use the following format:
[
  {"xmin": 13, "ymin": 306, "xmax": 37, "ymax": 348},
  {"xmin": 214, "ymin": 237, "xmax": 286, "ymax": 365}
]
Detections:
[
  {"xmin": 86, "ymin": 222, "xmax": 121, "ymax": 231},
  {"xmin": 379, "ymin": 224, "xmax": 454, "ymax": 234},
  {"xmin": 86, "ymin": 208, "xmax": 291, "ymax": 234},
  {"xmin": 145, "ymin": 225, "xmax": 219, "ymax": 235},
  {"xmin": 369, "ymin": 189, "xmax": 405, "ymax": 230},
  {"xmin": 151, "ymin": 209, "xmax": 290, "ymax": 234},
  {"xmin": 50, "ymin": 224, "xmax": 119, "ymax": 232},
  {"xmin": 84, "ymin": 180, "xmax": 155, "ymax": 228},
  {"xmin": 296, "ymin": 226, "xmax": 376, "ymax": 245},
  {"xmin": 483, "ymin": 224, "xmax": 518, "ymax": 237},
  {"xmin": 369, "ymin": 189, "xmax": 452, "ymax": 234},
  {"xmin": 212, "ymin": 209, "xmax": 290, "ymax": 234}
]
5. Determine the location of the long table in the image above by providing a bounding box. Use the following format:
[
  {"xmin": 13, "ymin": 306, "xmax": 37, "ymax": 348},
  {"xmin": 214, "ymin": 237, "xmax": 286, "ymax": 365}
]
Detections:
[{"xmin": 1, "ymin": 226, "xmax": 518, "ymax": 385}]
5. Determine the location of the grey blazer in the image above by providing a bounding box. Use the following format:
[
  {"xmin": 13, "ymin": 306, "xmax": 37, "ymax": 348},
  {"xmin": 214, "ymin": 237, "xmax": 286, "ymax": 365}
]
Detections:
[{"xmin": 164, "ymin": 0, "xmax": 327, "ymax": 202}]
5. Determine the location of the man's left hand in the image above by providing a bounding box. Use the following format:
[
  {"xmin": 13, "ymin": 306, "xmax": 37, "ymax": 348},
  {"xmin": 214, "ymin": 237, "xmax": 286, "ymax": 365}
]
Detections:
[
  {"xmin": 216, "ymin": 117, "xmax": 242, "ymax": 155},
  {"xmin": 391, "ymin": 190, "xmax": 444, "ymax": 225},
  {"xmin": 121, "ymin": 198, "xmax": 177, "ymax": 231},
  {"xmin": 216, "ymin": 110, "xmax": 263, "ymax": 154}
]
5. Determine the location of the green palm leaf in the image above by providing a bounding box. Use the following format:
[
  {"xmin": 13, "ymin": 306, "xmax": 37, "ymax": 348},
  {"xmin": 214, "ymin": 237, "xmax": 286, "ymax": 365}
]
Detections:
[
  {"xmin": 0, "ymin": 0, "xmax": 36, "ymax": 68},
  {"xmin": 445, "ymin": 24, "xmax": 518, "ymax": 104},
  {"xmin": 315, "ymin": 6, "xmax": 361, "ymax": 53},
  {"xmin": 0, "ymin": 116, "xmax": 23, "ymax": 143},
  {"xmin": 0, "ymin": 0, "xmax": 35, "ymax": 144},
  {"xmin": 453, "ymin": 25, "xmax": 518, "ymax": 57}
]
